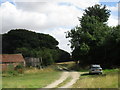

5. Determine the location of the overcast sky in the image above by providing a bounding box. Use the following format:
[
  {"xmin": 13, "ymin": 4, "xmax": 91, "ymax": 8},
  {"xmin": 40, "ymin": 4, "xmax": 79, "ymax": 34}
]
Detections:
[{"xmin": 0, "ymin": 0, "xmax": 119, "ymax": 53}]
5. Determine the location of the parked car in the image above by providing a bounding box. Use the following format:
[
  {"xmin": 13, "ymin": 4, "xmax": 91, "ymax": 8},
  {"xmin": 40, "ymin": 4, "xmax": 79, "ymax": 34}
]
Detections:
[{"xmin": 89, "ymin": 64, "xmax": 102, "ymax": 74}]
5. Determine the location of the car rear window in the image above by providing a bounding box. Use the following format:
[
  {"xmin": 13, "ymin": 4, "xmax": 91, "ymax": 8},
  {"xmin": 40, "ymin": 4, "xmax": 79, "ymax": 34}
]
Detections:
[
  {"xmin": 91, "ymin": 67, "xmax": 100, "ymax": 68},
  {"xmin": 91, "ymin": 65, "xmax": 100, "ymax": 67}
]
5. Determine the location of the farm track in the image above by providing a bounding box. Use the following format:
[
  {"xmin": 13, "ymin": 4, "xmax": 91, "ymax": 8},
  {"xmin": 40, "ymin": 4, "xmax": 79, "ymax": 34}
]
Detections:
[
  {"xmin": 44, "ymin": 71, "xmax": 80, "ymax": 88},
  {"xmin": 59, "ymin": 71, "xmax": 79, "ymax": 88},
  {"xmin": 44, "ymin": 71, "xmax": 69, "ymax": 88}
]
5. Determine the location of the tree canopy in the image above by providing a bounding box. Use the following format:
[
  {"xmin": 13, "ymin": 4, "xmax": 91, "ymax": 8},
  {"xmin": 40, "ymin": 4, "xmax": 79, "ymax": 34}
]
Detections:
[
  {"xmin": 2, "ymin": 29, "xmax": 70, "ymax": 66},
  {"xmin": 66, "ymin": 4, "xmax": 119, "ymax": 68},
  {"xmin": 83, "ymin": 4, "xmax": 110, "ymax": 22}
]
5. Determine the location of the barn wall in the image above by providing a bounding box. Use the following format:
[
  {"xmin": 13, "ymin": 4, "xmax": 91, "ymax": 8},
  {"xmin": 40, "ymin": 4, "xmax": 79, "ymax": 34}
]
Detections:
[
  {"xmin": 25, "ymin": 57, "xmax": 41, "ymax": 67},
  {"xmin": 1, "ymin": 62, "xmax": 24, "ymax": 71}
]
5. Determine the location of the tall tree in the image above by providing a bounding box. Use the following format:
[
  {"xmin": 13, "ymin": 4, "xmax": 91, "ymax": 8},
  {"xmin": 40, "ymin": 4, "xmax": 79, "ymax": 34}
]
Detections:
[
  {"xmin": 83, "ymin": 4, "xmax": 110, "ymax": 22},
  {"xmin": 104, "ymin": 25, "xmax": 120, "ymax": 66},
  {"xmin": 67, "ymin": 4, "xmax": 110, "ymax": 65}
]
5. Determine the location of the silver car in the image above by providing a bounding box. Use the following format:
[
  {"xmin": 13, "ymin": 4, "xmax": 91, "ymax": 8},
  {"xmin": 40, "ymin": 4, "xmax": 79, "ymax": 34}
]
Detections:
[{"xmin": 89, "ymin": 65, "xmax": 102, "ymax": 74}]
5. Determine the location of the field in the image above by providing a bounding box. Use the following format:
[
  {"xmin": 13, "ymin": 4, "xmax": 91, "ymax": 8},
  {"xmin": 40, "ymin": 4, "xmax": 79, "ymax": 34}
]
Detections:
[
  {"xmin": 2, "ymin": 62, "xmax": 119, "ymax": 89},
  {"xmin": 2, "ymin": 67, "xmax": 61, "ymax": 88},
  {"xmin": 72, "ymin": 69, "xmax": 119, "ymax": 88},
  {"xmin": 56, "ymin": 62, "xmax": 119, "ymax": 88}
]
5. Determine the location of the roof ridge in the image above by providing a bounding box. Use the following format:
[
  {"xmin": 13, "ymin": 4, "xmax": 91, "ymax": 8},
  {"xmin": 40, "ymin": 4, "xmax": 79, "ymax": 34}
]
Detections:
[
  {"xmin": 0, "ymin": 53, "xmax": 22, "ymax": 55},
  {"xmin": 0, "ymin": 54, "xmax": 25, "ymax": 62}
]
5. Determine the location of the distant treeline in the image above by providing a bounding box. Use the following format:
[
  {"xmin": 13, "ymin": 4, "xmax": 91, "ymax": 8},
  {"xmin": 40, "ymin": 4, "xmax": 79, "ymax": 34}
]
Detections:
[{"xmin": 2, "ymin": 29, "xmax": 70, "ymax": 66}]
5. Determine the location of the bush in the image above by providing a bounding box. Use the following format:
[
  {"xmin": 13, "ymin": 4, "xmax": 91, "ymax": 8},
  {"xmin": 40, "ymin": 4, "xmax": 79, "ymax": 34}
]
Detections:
[
  {"xmin": 15, "ymin": 64, "xmax": 24, "ymax": 69},
  {"xmin": 2, "ymin": 64, "xmax": 19, "ymax": 76},
  {"xmin": 15, "ymin": 64, "xmax": 24, "ymax": 74},
  {"xmin": 2, "ymin": 64, "xmax": 24, "ymax": 77},
  {"xmin": 8, "ymin": 64, "xmax": 14, "ymax": 71}
]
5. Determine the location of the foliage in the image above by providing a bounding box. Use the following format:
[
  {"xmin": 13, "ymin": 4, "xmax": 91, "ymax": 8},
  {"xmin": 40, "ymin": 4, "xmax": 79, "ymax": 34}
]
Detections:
[
  {"xmin": 103, "ymin": 25, "xmax": 120, "ymax": 66},
  {"xmin": 7, "ymin": 64, "xmax": 14, "ymax": 71},
  {"xmin": 2, "ymin": 64, "xmax": 18, "ymax": 76},
  {"xmin": 14, "ymin": 64, "xmax": 24, "ymax": 74},
  {"xmin": 66, "ymin": 4, "xmax": 119, "ymax": 68},
  {"xmin": 2, "ymin": 29, "xmax": 58, "ymax": 54},
  {"xmin": 83, "ymin": 4, "xmax": 110, "ymax": 22},
  {"xmin": 41, "ymin": 48, "xmax": 54, "ymax": 66},
  {"xmin": 79, "ymin": 43, "xmax": 90, "ymax": 55},
  {"xmin": 2, "ymin": 29, "xmax": 70, "ymax": 66}
]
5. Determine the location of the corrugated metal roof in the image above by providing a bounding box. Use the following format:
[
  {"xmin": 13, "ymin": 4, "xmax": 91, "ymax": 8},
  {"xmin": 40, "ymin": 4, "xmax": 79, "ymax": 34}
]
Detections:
[{"xmin": 0, "ymin": 54, "xmax": 25, "ymax": 63}]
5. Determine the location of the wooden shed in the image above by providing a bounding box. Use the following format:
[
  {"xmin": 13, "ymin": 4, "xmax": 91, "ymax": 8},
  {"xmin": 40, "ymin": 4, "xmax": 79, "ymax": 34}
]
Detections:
[
  {"xmin": 0, "ymin": 54, "xmax": 25, "ymax": 71},
  {"xmin": 25, "ymin": 57, "xmax": 41, "ymax": 68}
]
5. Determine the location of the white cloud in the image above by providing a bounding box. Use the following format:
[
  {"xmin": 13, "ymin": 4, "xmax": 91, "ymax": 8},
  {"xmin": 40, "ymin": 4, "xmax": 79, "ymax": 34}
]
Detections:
[
  {"xmin": 106, "ymin": 3, "xmax": 118, "ymax": 26},
  {"xmin": 39, "ymin": 28, "xmax": 72, "ymax": 53},
  {"xmin": 106, "ymin": 3, "xmax": 118, "ymax": 12},
  {"xmin": 107, "ymin": 15, "xmax": 118, "ymax": 26},
  {"xmin": 1, "ymin": 2, "xmax": 83, "ymax": 32},
  {"xmin": 99, "ymin": 0, "xmax": 119, "ymax": 2},
  {"xmin": 1, "ymin": 2, "xmax": 47, "ymax": 32},
  {"xmin": 1, "ymin": 1, "xmax": 84, "ymax": 53}
]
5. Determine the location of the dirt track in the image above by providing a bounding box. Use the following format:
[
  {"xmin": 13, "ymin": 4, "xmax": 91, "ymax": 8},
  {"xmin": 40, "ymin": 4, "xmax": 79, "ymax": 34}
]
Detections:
[
  {"xmin": 44, "ymin": 71, "xmax": 80, "ymax": 88},
  {"xmin": 60, "ymin": 71, "xmax": 79, "ymax": 88}
]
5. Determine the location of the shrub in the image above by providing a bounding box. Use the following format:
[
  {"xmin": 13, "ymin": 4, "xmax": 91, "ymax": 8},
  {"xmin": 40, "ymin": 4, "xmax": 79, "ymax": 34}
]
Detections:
[
  {"xmin": 8, "ymin": 64, "xmax": 14, "ymax": 71},
  {"xmin": 15, "ymin": 64, "xmax": 24, "ymax": 74},
  {"xmin": 15, "ymin": 64, "xmax": 24, "ymax": 69},
  {"xmin": 3, "ymin": 64, "xmax": 19, "ymax": 76}
]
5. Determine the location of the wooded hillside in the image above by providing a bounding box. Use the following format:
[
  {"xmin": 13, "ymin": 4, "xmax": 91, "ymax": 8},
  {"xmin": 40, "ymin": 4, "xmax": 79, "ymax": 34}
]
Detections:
[{"xmin": 2, "ymin": 29, "xmax": 70, "ymax": 66}]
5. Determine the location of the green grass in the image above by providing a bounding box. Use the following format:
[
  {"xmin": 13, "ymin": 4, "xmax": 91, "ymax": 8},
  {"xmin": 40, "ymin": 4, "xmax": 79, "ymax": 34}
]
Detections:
[
  {"xmin": 72, "ymin": 69, "xmax": 119, "ymax": 88},
  {"xmin": 103, "ymin": 68, "xmax": 119, "ymax": 73},
  {"xmin": 2, "ymin": 68, "xmax": 61, "ymax": 88}
]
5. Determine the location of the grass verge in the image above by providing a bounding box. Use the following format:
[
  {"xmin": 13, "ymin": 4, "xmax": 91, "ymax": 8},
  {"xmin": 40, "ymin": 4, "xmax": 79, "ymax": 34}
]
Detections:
[
  {"xmin": 72, "ymin": 69, "xmax": 119, "ymax": 88},
  {"xmin": 2, "ymin": 67, "xmax": 61, "ymax": 88}
]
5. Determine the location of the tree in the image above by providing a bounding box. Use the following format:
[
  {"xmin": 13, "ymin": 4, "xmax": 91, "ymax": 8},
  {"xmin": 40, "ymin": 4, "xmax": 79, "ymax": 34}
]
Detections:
[
  {"xmin": 66, "ymin": 4, "xmax": 111, "ymax": 65},
  {"xmin": 103, "ymin": 25, "xmax": 120, "ymax": 66},
  {"xmin": 2, "ymin": 29, "xmax": 59, "ymax": 53},
  {"xmin": 83, "ymin": 4, "xmax": 110, "ymax": 22},
  {"xmin": 41, "ymin": 48, "xmax": 54, "ymax": 66},
  {"xmin": 2, "ymin": 29, "xmax": 70, "ymax": 66}
]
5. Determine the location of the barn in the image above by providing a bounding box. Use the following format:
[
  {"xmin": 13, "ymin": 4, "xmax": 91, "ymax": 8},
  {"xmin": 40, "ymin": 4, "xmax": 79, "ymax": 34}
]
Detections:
[
  {"xmin": 0, "ymin": 54, "xmax": 25, "ymax": 71},
  {"xmin": 25, "ymin": 57, "xmax": 42, "ymax": 68}
]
